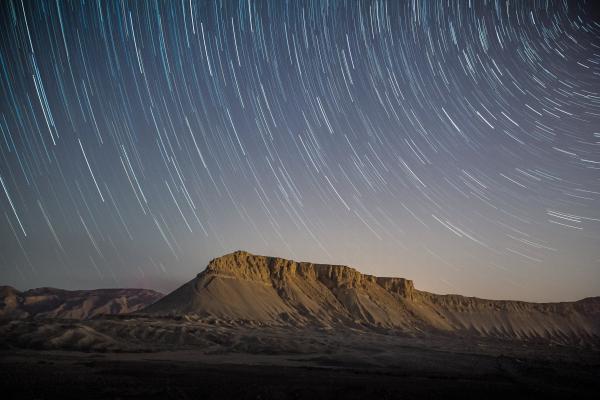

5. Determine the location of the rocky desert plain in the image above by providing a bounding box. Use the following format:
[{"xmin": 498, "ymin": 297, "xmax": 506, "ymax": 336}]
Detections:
[{"xmin": 1, "ymin": 251, "xmax": 599, "ymax": 399}]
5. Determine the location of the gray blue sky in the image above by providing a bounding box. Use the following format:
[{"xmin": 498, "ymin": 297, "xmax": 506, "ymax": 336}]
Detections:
[{"xmin": 1, "ymin": 0, "xmax": 599, "ymax": 302}]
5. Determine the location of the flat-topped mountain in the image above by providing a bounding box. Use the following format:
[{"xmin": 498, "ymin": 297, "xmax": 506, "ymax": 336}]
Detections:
[
  {"xmin": 0, "ymin": 286, "xmax": 163, "ymax": 320},
  {"xmin": 144, "ymin": 251, "xmax": 600, "ymax": 342}
]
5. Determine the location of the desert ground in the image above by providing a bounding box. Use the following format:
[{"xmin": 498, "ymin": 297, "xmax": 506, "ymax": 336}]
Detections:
[
  {"xmin": 1, "ymin": 318, "xmax": 599, "ymax": 399},
  {"xmin": 2, "ymin": 252, "xmax": 598, "ymax": 399}
]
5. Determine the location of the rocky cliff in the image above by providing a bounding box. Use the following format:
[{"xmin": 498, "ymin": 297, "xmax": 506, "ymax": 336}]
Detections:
[{"xmin": 144, "ymin": 251, "xmax": 600, "ymax": 343}]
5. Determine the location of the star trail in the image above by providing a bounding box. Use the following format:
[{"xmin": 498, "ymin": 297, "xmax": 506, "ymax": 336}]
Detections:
[{"xmin": 0, "ymin": 0, "xmax": 599, "ymax": 301}]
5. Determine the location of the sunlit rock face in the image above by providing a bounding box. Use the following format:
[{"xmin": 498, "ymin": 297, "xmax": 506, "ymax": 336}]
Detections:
[{"xmin": 144, "ymin": 251, "xmax": 600, "ymax": 343}]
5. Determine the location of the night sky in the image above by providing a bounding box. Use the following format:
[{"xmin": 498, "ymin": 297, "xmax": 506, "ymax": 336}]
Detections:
[{"xmin": 1, "ymin": 0, "xmax": 599, "ymax": 301}]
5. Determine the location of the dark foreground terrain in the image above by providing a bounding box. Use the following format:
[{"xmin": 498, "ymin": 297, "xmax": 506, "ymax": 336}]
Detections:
[{"xmin": 1, "ymin": 337, "xmax": 599, "ymax": 400}]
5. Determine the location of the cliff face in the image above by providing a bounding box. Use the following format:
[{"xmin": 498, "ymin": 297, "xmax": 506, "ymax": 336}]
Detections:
[
  {"xmin": 0, "ymin": 286, "xmax": 163, "ymax": 320},
  {"xmin": 205, "ymin": 250, "xmax": 414, "ymax": 297},
  {"xmin": 144, "ymin": 251, "xmax": 600, "ymax": 344},
  {"xmin": 144, "ymin": 251, "xmax": 419, "ymax": 329}
]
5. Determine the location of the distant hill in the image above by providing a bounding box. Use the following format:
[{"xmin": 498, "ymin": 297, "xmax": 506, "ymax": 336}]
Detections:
[
  {"xmin": 144, "ymin": 250, "xmax": 600, "ymax": 343},
  {"xmin": 0, "ymin": 285, "xmax": 163, "ymax": 319}
]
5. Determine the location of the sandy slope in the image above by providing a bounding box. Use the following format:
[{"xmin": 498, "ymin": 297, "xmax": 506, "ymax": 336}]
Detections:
[{"xmin": 144, "ymin": 250, "xmax": 600, "ymax": 343}]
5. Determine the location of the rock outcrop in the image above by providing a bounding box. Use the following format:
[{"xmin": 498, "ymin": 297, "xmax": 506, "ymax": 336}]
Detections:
[{"xmin": 143, "ymin": 251, "xmax": 600, "ymax": 343}]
